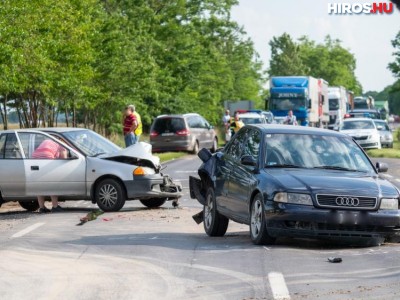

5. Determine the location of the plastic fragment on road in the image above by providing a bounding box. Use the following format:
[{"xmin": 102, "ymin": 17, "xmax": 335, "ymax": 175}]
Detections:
[
  {"xmin": 76, "ymin": 209, "xmax": 104, "ymax": 226},
  {"xmin": 328, "ymin": 257, "xmax": 342, "ymax": 263}
]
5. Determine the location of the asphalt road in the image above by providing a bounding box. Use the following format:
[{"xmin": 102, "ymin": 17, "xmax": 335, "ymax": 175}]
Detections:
[{"xmin": 1, "ymin": 156, "xmax": 400, "ymax": 300}]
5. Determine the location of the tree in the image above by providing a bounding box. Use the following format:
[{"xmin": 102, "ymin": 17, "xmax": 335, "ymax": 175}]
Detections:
[{"xmin": 268, "ymin": 33, "xmax": 308, "ymax": 76}]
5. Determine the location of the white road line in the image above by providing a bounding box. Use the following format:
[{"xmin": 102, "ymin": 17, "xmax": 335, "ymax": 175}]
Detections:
[
  {"xmin": 385, "ymin": 174, "xmax": 394, "ymax": 178},
  {"xmin": 268, "ymin": 272, "xmax": 290, "ymax": 300},
  {"xmin": 11, "ymin": 222, "xmax": 45, "ymax": 239},
  {"xmin": 396, "ymin": 179, "xmax": 400, "ymax": 183}
]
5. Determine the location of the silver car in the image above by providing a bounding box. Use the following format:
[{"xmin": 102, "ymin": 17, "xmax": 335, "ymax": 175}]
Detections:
[
  {"xmin": 0, "ymin": 128, "xmax": 182, "ymax": 212},
  {"xmin": 339, "ymin": 118, "xmax": 381, "ymax": 149},
  {"xmin": 373, "ymin": 119, "xmax": 394, "ymax": 148}
]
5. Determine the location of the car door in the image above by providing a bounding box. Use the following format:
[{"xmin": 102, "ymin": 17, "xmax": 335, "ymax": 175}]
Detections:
[
  {"xmin": 200, "ymin": 116, "xmax": 214, "ymax": 148},
  {"xmin": 18, "ymin": 132, "xmax": 87, "ymax": 196},
  {"xmin": 0, "ymin": 132, "xmax": 26, "ymax": 198},
  {"xmin": 229, "ymin": 129, "xmax": 261, "ymax": 220}
]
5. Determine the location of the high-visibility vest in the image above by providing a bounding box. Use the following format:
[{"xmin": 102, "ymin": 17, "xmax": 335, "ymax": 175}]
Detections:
[{"xmin": 133, "ymin": 111, "xmax": 143, "ymax": 135}]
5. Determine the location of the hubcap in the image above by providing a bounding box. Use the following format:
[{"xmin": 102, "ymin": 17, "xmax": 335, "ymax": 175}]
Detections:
[
  {"xmin": 204, "ymin": 194, "xmax": 213, "ymax": 229},
  {"xmin": 251, "ymin": 200, "xmax": 262, "ymax": 237},
  {"xmin": 99, "ymin": 184, "xmax": 118, "ymax": 208}
]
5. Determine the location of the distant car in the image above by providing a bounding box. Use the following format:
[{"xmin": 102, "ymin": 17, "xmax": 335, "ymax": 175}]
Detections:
[
  {"xmin": 339, "ymin": 118, "xmax": 381, "ymax": 149},
  {"xmin": 150, "ymin": 113, "xmax": 217, "ymax": 154},
  {"xmin": 246, "ymin": 110, "xmax": 274, "ymax": 124},
  {"xmin": 346, "ymin": 109, "xmax": 381, "ymax": 120},
  {"xmin": 0, "ymin": 128, "xmax": 182, "ymax": 212},
  {"xmin": 238, "ymin": 113, "xmax": 267, "ymax": 125},
  {"xmin": 190, "ymin": 125, "xmax": 400, "ymax": 245},
  {"xmin": 373, "ymin": 119, "xmax": 394, "ymax": 148}
]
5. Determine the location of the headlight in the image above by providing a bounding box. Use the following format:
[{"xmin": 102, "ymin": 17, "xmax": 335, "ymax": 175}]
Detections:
[
  {"xmin": 133, "ymin": 167, "xmax": 156, "ymax": 176},
  {"xmin": 274, "ymin": 192, "xmax": 313, "ymax": 206},
  {"xmin": 384, "ymin": 134, "xmax": 393, "ymax": 141},
  {"xmin": 380, "ymin": 198, "xmax": 399, "ymax": 210}
]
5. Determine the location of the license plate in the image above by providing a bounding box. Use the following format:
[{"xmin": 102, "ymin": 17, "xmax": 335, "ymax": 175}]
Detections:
[{"xmin": 161, "ymin": 133, "xmax": 174, "ymax": 136}]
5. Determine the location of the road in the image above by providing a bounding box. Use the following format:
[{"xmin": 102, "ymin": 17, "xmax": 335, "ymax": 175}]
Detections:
[{"xmin": 1, "ymin": 156, "xmax": 400, "ymax": 299}]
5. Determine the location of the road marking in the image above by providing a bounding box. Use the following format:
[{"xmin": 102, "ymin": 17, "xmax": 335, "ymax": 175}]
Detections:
[
  {"xmin": 176, "ymin": 170, "xmax": 197, "ymax": 173},
  {"xmin": 11, "ymin": 222, "xmax": 45, "ymax": 239},
  {"xmin": 396, "ymin": 179, "xmax": 400, "ymax": 183},
  {"xmin": 268, "ymin": 272, "xmax": 290, "ymax": 300},
  {"xmin": 385, "ymin": 174, "xmax": 394, "ymax": 178}
]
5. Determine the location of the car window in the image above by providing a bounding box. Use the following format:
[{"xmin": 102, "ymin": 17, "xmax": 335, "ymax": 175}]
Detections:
[
  {"xmin": 341, "ymin": 120, "xmax": 375, "ymax": 130},
  {"xmin": 18, "ymin": 132, "xmax": 69, "ymax": 159},
  {"xmin": 187, "ymin": 116, "xmax": 197, "ymax": 128},
  {"xmin": 225, "ymin": 129, "xmax": 247, "ymax": 160},
  {"xmin": 153, "ymin": 117, "xmax": 186, "ymax": 133},
  {"xmin": 0, "ymin": 134, "xmax": 5, "ymax": 159},
  {"xmin": 200, "ymin": 117, "xmax": 210, "ymax": 129},
  {"xmin": 3, "ymin": 133, "xmax": 22, "ymax": 159},
  {"xmin": 244, "ymin": 129, "xmax": 261, "ymax": 160}
]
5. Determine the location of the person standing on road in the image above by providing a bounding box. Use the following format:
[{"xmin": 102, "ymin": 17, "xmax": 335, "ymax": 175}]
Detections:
[
  {"xmin": 32, "ymin": 139, "xmax": 68, "ymax": 213},
  {"xmin": 132, "ymin": 106, "xmax": 143, "ymax": 143},
  {"xmin": 123, "ymin": 105, "xmax": 138, "ymax": 147},
  {"xmin": 222, "ymin": 110, "xmax": 231, "ymax": 143},
  {"xmin": 230, "ymin": 112, "xmax": 244, "ymax": 137},
  {"xmin": 284, "ymin": 110, "xmax": 298, "ymax": 126}
]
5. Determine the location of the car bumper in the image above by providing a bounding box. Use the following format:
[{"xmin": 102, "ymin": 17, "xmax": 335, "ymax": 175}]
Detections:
[
  {"xmin": 124, "ymin": 174, "xmax": 182, "ymax": 200},
  {"xmin": 357, "ymin": 140, "xmax": 380, "ymax": 149},
  {"xmin": 265, "ymin": 202, "xmax": 400, "ymax": 240}
]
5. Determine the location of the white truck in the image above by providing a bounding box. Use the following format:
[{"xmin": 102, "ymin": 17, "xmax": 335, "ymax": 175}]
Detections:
[{"xmin": 328, "ymin": 86, "xmax": 348, "ymax": 130}]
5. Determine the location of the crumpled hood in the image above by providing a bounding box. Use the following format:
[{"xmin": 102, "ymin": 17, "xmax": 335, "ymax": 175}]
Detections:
[
  {"xmin": 266, "ymin": 169, "xmax": 399, "ymax": 197},
  {"xmin": 99, "ymin": 142, "xmax": 160, "ymax": 168}
]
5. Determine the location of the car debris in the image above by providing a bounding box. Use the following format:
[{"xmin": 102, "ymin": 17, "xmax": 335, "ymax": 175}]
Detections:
[
  {"xmin": 77, "ymin": 209, "xmax": 104, "ymax": 226},
  {"xmin": 328, "ymin": 257, "xmax": 343, "ymax": 263}
]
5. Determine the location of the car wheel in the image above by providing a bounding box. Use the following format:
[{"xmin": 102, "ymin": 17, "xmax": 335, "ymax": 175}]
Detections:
[
  {"xmin": 191, "ymin": 141, "xmax": 199, "ymax": 154},
  {"xmin": 211, "ymin": 137, "xmax": 218, "ymax": 153},
  {"xmin": 18, "ymin": 200, "xmax": 40, "ymax": 212},
  {"xmin": 140, "ymin": 198, "xmax": 166, "ymax": 208},
  {"xmin": 95, "ymin": 178, "xmax": 126, "ymax": 212},
  {"xmin": 250, "ymin": 194, "xmax": 276, "ymax": 245},
  {"xmin": 203, "ymin": 187, "xmax": 229, "ymax": 237}
]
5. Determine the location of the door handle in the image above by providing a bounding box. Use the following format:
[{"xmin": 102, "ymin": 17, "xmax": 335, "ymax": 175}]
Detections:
[{"xmin": 31, "ymin": 166, "xmax": 39, "ymax": 171}]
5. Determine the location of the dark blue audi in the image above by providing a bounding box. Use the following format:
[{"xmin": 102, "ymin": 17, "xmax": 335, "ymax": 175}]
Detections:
[{"xmin": 189, "ymin": 125, "xmax": 400, "ymax": 245}]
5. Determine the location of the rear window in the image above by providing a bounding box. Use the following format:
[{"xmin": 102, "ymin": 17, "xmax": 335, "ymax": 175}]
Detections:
[{"xmin": 152, "ymin": 118, "xmax": 186, "ymax": 134}]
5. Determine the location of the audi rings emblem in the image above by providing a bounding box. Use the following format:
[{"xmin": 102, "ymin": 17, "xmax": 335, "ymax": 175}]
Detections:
[{"xmin": 335, "ymin": 197, "xmax": 360, "ymax": 207}]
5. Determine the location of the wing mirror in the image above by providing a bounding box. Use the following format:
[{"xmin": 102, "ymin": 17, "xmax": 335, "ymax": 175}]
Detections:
[
  {"xmin": 241, "ymin": 155, "xmax": 257, "ymax": 167},
  {"xmin": 376, "ymin": 162, "xmax": 388, "ymax": 173}
]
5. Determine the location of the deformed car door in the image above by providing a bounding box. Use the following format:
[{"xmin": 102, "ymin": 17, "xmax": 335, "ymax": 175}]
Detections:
[
  {"xmin": 18, "ymin": 132, "xmax": 86, "ymax": 196},
  {"xmin": 0, "ymin": 132, "xmax": 26, "ymax": 198},
  {"xmin": 229, "ymin": 129, "xmax": 261, "ymax": 220}
]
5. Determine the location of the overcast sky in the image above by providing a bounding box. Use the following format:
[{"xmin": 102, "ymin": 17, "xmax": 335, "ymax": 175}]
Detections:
[{"xmin": 231, "ymin": 0, "xmax": 400, "ymax": 92}]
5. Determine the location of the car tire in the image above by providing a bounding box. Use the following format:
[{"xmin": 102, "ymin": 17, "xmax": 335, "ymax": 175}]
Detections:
[
  {"xmin": 250, "ymin": 194, "xmax": 276, "ymax": 245},
  {"xmin": 203, "ymin": 187, "xmax": 229, "ymax": 237},
  {"xmin": 191, "ymin": 141, "xmax": 199, "ymax": 154},
  {"xmin": 211, "ymin": 137, "xmax": 218, "ymax": 153},
  {"xmin": 18, "ymin": 200, "xmax": 40, "ymax": 212},
  {"xmin": 140, "ymin": 198, "xmax": 166, "ymax": 208},
  {"xmin": 95, "ymin": 178, "xmax": 126, "ymax": 212}
]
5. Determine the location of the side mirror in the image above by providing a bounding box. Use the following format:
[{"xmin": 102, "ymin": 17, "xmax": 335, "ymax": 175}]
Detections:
[
  {"xmin": 376, "ymin": 162, "xmax": 388, "ymax": 173},
  {"xmin": 208, "ymin": 124, "xmax": 214, "ymax": 130},
  {"xmin": 377, "ymin": 126, "xmax": 383, "ymax": 131},
  {"xmin": 333, "ymin": 126, "xmax": 339, "ymax": 131},
  {"xmin": 69, "ymin": 151, "xmax": 79, "ymax": 159},
  {"xmin": 241, "ymin": 155, "xmax": 257, "ymax": 167}
]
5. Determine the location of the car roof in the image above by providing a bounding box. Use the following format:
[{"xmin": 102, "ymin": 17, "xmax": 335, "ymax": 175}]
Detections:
[
  {"xmin": 349, "ymin": 109, "xmax": 379, "ymax": 112},
  {"xmin": 248, "ymin": 124, "xmax": 349, "ymax": 137},
  {"xmin": 238, "ymin": 113, "xmax": 264, "ymax": 118},
  {"xmin": 372, "ymin": 119, "xmax": 387, "ymax": 123},
  {"xmin": 155, "ymin": 113, "xmax": 200, "ymax": 119},
  {"xmin": 0, "ymin": 127, "xmax": 87, "ymax": 134},
  {"xmin": 343, "ymin": 118, "xmax": 373, "ymax": 122}
]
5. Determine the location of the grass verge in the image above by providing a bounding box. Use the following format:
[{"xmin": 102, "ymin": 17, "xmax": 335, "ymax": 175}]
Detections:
[
  {"xmin": 367, "ymin": 129, "xmax": 400, "ymax": 159},
  {"xmin": 155, "ymin": 152, "xmax": 188, "ymax": 163}
]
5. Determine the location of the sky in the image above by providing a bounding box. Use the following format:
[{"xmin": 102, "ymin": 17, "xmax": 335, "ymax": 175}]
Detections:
[{"xmin": 231, "ymin": 0, "xmax": 400, "ymax": 92}]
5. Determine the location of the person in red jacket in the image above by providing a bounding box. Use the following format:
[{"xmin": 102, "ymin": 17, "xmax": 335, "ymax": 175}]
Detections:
[{"xmin": 123, "ymin": 105, "xmax": 138, "ymax": 147}]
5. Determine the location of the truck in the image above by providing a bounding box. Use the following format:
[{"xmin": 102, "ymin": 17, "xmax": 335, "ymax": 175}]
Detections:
[
  {"xmin": 328, "ymin": 86, "xmax": 348, "ymax": 130},
  {"xmin": 224, "ymin": 100, "xmax": 254, "ymax": 115},
  {"xmin": 352, "ymin": 96, "xmax": 375, "ymax": 109},
  {"xmin": 269, "ymin": 76, "xmax": 329, "ymax": 127}
]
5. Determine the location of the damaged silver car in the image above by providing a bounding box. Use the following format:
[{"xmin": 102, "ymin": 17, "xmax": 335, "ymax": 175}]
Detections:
[{"xmin": 0, "ymin": 128, "xmax": 182, "ymax": 212}]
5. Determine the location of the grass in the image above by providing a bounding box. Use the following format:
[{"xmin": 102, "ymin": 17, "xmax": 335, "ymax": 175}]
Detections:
[
  {"xmin": 367, "ymin": 129, "xmax": 400, "ymax": 159},
  {"xmin": 154, "ymin": 152, "xmax": 188, "ymax": 163}
]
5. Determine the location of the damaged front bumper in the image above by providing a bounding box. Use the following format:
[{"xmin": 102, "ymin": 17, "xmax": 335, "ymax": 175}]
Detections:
[{"xmin": 125, "ymin": 174, "xmax": 183, "ymax": 200}]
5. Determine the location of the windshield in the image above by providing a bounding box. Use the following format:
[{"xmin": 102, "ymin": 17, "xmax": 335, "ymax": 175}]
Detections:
[
  {"xmin": 329, "ymin": 98, "xmax": 339, "ymax": 110},
  {"xmin": 340, "ymin": 120, "xmax": 375, "ymax": 130},
  {"xmin": 63, "ymin": 130, "xmax": 121, "ymax": 156},
  {"xmin": 270, "ymin": 98, "xmax": 306, "ymax": 111},
  {"xmin": 374, "ymin": 121, "xmax": 390, "ymax": 131},
  {"xmin": 240, "ymin": 117, "xmax": 265, "ymax": 125},
  {"xmin": 265, "ymin": 134, "xmax": 374, "ymax": 173}
]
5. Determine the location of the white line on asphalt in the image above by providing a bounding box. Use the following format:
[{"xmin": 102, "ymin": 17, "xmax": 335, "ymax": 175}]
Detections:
[
  {"xmin": 385, "ymin": 174, "xmax": 394, "ymax": 178},
  {"xmin": 11, "ymin": 222, "xmax": 45, "ymax": 239},
  {"xmin": 268, "ymin": 272, "xmax": 290, "ymax": 300},
  {"xmin": 396, "ymin": 179, "xmax": 400, "ymax": 183}
]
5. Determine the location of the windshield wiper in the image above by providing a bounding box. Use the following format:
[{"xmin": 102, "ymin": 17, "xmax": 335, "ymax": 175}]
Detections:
[
  {"xmin": 91, "ymin": 152, "xmax": 106, "ymax": 157},
  {"xmin": 265, "ymin": 164, "xmax": 302, "ymax": 168},
  {"xmin": 313, "ymin": 166, "xmax": 364, "ymax": 172}
]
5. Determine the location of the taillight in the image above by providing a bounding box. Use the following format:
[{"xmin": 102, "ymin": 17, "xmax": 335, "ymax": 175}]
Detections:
[
  {"xmin": 344, "ymin": 114, "xmax": 350, "ymax": 119},
  {"xmin": 150, "ymin": 131, "xmax": 159, "ymax": 137},
  {"xmin": 176, "ymin": 129, "xmax": 190, "ymax": 136}
]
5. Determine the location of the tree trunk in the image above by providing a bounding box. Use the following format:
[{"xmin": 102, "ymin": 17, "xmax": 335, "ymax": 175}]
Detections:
[{"xmin": 65, "ymin": 106, "xmax": 69, "ymax": 127}]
